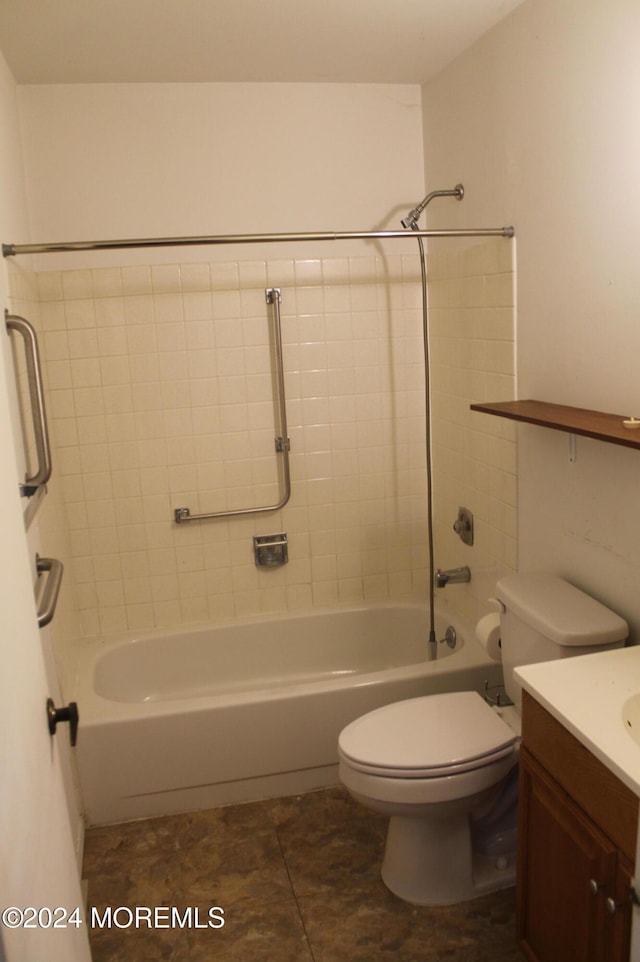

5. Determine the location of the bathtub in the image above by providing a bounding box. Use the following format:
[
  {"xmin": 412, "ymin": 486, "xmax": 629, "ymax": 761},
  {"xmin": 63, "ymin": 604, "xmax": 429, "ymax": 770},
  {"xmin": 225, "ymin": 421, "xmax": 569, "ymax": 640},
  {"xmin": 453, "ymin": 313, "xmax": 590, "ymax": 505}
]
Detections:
[{"xmin": 75, "ymin": 602, "xmax": 504, "ymax": 825}]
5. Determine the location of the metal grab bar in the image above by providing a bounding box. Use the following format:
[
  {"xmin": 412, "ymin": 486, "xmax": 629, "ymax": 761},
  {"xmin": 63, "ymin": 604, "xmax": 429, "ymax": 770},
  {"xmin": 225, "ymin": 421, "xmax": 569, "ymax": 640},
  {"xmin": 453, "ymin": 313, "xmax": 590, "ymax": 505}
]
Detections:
[
  {"xmin": 5, "ymin": 311, "xmax": 52, "ymax": 497},
  {"xmin": 174, "ymin": 287, "xmax": 291, "ymax": 524},
  {"xmin": 2, "ymin": 226, "xmax": 515, "ymax": 257},
  {"xmin": 35, "ymin": 555, "xmax": 64, "ymax": 628}
]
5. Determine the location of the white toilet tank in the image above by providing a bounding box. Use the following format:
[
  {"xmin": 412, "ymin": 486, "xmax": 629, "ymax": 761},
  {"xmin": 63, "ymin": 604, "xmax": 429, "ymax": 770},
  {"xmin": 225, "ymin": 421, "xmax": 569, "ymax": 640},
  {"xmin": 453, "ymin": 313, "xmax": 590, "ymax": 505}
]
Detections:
[{"xmin": 495, "ymin": 572, "xmax": 628, "ymax": 709}]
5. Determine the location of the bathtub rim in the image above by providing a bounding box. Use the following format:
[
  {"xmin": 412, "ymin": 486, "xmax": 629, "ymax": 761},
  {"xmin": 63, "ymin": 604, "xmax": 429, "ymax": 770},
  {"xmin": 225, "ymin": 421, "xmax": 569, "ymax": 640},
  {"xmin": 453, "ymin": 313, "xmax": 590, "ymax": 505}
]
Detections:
[
  {"xmin": 85, "ymin": 597, "xmax": 454, "ymax": 651},
  {"xmin": 74, "ymin": 599, "xmax": 497, "ymax": 725}
]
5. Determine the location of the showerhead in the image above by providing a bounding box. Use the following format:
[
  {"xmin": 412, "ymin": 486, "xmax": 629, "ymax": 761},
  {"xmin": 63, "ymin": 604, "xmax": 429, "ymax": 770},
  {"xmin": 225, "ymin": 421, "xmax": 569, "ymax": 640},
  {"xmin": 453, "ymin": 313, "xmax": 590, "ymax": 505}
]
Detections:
[
  {"xmin": 400, "ymin": 207, "xmax": 423, "ymax": 230},
  {"xmin": 401, "ymin": 184, "xmax": 464, "ymax": 229}
]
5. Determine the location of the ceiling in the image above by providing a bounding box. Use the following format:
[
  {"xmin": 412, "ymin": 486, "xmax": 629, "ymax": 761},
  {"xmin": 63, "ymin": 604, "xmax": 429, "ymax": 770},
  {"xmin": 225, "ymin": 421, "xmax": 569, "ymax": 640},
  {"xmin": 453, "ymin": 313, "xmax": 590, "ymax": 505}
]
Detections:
[{"xmin": 0, "ymin": 0, "xmax": 525, "ymax": 85}]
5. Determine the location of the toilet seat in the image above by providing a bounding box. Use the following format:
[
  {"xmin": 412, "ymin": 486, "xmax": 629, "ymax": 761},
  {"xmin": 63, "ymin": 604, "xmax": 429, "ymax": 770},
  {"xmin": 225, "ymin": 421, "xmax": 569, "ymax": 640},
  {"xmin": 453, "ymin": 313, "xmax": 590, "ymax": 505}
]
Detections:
[{"xmin": 338, "ymin": 691, "xmax": 517, "ymax": 779}]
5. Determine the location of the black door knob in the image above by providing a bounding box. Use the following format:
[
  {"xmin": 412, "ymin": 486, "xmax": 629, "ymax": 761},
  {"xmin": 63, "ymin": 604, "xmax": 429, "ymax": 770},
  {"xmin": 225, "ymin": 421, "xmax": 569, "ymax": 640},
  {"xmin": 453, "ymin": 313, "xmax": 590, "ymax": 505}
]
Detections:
[{"xmin": 46, "ymin": 698, "xmax": 79, "ymax": 747}]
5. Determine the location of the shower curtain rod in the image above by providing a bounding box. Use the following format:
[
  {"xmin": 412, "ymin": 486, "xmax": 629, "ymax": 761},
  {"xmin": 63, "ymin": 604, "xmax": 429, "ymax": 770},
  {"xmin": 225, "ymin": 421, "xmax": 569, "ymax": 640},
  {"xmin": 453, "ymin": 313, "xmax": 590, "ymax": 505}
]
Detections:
[{"xmin": 2, "ymin": 226, "xmax": 514, "ymax": 257}]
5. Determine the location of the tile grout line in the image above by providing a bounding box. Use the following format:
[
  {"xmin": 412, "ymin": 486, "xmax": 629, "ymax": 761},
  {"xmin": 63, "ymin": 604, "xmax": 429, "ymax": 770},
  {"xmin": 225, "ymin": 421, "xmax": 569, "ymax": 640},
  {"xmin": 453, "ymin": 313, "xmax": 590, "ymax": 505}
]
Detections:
[{"xmin": 275, "ymin": 828, "xmax": 318, "ymax": 962}]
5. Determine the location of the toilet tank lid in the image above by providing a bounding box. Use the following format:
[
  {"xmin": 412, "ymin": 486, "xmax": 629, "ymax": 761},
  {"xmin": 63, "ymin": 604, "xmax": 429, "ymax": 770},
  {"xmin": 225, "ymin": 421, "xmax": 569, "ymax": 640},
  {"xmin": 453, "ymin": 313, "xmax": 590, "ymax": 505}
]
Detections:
[{"xmin": 495, "ymin": 572, "xmax": 628, "ymax": 647}]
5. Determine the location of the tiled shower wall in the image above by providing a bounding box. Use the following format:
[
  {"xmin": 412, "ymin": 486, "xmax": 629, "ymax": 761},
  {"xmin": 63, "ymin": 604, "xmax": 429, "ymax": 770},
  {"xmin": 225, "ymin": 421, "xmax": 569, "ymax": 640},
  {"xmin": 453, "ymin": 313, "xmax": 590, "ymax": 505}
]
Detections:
[
  {"xmin": 429, "ymin": 240, "xmax": 517, "ymax": 625},
  {"xmin": 8, "ymin": 239, "xmax": 515, "ymax": 686},
  {"xmin": 29, "ymin": 254, "xmax": 432, "ymax": 640}
]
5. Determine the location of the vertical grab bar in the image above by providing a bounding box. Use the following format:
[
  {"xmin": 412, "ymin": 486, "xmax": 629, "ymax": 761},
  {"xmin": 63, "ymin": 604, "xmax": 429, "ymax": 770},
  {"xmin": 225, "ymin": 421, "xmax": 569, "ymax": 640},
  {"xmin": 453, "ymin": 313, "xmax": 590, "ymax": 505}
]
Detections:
[
  {"xmin": 174, "ymin": 287, "xmax": 291, "ymax": 523},
  {"xmin": 269, "ymin": 286, "xmax": 292, "ymax": 467},
  {"xmin": 5, "ymin": 311, "xmax": 52, "ymax": 497}
]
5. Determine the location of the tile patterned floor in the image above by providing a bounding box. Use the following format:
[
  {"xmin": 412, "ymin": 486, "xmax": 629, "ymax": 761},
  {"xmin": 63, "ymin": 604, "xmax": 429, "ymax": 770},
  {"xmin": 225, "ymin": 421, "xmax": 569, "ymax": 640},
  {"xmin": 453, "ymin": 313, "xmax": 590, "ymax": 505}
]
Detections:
[{"xmin": 83, "ymin": 787, "xmax": 524, "ymax": 961}]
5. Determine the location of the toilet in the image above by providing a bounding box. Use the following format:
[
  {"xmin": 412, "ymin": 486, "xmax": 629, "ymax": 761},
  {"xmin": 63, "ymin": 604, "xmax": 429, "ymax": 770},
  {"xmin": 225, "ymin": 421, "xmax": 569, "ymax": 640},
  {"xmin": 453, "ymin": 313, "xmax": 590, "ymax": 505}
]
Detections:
[{"xmin": 338, "ymin": 572, "xmax": 628, "ymax": 906}]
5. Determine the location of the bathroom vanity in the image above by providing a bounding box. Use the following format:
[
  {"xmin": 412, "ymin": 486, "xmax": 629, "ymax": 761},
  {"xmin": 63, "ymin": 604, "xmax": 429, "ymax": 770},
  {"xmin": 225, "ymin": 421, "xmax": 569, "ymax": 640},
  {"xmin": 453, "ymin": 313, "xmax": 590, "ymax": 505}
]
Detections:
[
  {"xmin": 518, "ymin": 691, "xmax": 636, "ymax": 961},
  {"xmin": 515, "ymin": 647, "xmax": 640, "ymax": 962}
]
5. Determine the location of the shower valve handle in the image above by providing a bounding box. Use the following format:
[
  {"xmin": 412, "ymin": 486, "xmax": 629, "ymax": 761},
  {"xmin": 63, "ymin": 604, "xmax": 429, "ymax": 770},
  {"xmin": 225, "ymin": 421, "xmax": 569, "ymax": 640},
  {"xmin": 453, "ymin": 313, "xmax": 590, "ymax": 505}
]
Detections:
[
  {"xmin": 46, "ymin": 697, "xmax": 79, "ymax": 747},
  {"xmin": 453, "ymin": 507, "xmax": 474, "ymax": 546}
]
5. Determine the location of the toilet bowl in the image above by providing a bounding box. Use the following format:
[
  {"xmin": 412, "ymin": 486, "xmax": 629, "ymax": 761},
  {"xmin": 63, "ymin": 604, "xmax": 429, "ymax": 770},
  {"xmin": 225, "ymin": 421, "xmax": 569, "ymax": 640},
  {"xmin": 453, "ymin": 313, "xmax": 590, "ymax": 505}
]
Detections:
[
  {"xmin": 338, "ymin": 572, "xmax": 629, "ymax": 906},
  {"xmin": 338, "ymin": 691, "xmax": 519, "ymax": 905}
]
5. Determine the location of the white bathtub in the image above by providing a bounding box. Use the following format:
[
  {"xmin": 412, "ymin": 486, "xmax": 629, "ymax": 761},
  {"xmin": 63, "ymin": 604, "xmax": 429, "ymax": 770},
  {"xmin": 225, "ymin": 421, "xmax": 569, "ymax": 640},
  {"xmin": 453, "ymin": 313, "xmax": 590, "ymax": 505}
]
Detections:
[{"xmin": 75, "ymin": 602, "xmax": 504, "ymax": 825}]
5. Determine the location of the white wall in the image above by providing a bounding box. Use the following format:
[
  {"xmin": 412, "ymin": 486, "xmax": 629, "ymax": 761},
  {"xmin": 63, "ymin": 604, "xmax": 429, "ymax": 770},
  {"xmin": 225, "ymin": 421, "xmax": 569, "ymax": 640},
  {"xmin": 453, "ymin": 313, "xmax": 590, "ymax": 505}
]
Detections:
[
  {"xmin": 0, "ymin": 50, "xmax": 90, "ymax": 961},
  {"xmin": 16, "ymin": 83, "xmax": 424, "ymax": 268},
  {"xmin": 422, "ymin": 0, "xmax": 640, "ymax": 638}
]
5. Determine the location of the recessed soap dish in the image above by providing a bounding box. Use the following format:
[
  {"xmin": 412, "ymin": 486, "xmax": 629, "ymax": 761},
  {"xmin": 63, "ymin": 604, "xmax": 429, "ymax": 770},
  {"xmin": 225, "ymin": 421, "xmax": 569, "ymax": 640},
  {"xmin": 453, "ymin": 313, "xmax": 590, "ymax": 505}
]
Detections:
[{"xmin": 254, "ymin": 533, "xmax": 288, "ymax": 567}]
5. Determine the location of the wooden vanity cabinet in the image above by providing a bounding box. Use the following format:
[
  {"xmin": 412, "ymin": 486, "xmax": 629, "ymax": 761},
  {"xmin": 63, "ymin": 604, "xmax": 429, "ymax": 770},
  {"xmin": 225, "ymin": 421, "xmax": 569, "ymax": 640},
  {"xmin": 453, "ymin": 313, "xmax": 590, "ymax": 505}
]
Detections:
[{"xmin": 518, "ymin": 691, "xmax": 638, "ymax": 962}]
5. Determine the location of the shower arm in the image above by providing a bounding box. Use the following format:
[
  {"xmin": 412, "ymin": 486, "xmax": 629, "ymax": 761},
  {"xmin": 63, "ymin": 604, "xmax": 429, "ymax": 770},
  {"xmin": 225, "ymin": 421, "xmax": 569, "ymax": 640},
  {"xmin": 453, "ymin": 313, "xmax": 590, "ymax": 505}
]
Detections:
[{"xmin": 401, "ymin": 184, "xmax": 464, "ymax": 230}]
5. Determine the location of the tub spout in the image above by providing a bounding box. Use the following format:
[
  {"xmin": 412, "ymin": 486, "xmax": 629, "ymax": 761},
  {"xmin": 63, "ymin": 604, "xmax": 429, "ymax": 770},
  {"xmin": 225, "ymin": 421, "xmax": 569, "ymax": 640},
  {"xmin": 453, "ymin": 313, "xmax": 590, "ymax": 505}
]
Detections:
[{"xmin": 435, "ymin": 566, "xmax": 471, "ymax": 588}]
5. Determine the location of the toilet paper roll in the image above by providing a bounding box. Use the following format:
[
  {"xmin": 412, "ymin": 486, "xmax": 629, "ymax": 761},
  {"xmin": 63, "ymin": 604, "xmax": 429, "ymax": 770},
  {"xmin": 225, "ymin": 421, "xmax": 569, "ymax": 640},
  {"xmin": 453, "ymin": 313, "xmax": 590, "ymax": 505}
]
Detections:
[{"xmin": 475, "ymin": 613, "xmax": 502, "ymax": 661}]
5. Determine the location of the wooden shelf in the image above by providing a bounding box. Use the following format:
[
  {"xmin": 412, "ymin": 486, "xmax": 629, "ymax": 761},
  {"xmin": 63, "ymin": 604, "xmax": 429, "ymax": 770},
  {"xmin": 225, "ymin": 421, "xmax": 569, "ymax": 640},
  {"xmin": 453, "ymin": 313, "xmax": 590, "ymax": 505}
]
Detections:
[{"xmin": 470, "ymin": 399, "xmax": 640, "ymax": 451}]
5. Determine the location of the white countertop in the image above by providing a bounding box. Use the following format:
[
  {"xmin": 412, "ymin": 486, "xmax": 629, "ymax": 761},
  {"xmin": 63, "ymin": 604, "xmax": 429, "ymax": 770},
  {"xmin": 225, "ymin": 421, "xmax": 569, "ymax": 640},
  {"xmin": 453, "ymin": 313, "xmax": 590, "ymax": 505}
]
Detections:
[{"xmin": 515, "ymin": 645, "xmax": 640, "ymax": 797}]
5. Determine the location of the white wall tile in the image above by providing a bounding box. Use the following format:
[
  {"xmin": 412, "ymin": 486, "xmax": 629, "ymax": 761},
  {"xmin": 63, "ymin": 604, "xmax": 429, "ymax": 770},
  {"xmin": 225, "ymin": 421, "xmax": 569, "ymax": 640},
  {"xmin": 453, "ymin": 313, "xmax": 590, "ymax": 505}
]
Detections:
[{"xmin": 31, "ymin": 250, "xmax": 507, "ymax": 640}]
